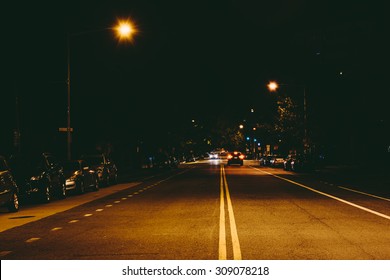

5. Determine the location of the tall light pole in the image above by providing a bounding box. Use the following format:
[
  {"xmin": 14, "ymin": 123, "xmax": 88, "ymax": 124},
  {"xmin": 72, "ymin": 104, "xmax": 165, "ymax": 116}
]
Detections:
[
  {"xmin": 267, "ymin": 81, "xmax": 309, "ymax": 153},
  {"xmin": 65, "ymin": 18, "xmax": 137, "ymax": 160}
]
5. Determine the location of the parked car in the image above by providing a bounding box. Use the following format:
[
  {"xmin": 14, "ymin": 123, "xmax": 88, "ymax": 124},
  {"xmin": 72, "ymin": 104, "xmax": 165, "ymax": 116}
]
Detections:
[
  {"xmin": 9, "ymin": 152, "xmax": 66, "ymax": 203},
  {"xmin": 63, "ymin": 160, "xmax": 99, "ymax": 194},
  {"xmin": 209, "ymin": 152, "xmax": 219, "ymax": 159},
  {"xmin": 153, "ymin": 151, "xmax": 171, "ymax": 168},
  {"xmin": 81, "ymin": 154, "xmax": 117, "ymax": 187},
  {"xmin": 227, "ymin": 151, "xmax": 244, "ymax": 166},
  {"xmin": 290, "ymin": 154, "xmax": 315, "ymax": 172},
  {"xmin": 184, "ymin": 153, "xmax": 196, "ymax": 163},
  {"xmin": 168, "ymin": 156, "xmax": 180, "ymax": 168},
  {"xmin": 0, "ymin": 155, "xmax": 20, "ymax": 212},
  {"xmin": 260, "ymin": 155, "xmax": 273, "ymax": 166},
  {"xmin": 270, "ymin": 155, "xmax": 285, "ymax": 167},
  {"xmin": 283, "ymin": 154, "xmax": 295, "ymax": 171}
]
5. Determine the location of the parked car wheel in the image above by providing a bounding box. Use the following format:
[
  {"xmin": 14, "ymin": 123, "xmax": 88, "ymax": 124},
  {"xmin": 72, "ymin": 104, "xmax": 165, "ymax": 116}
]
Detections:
[
  {"xmin": 77, "ymin": 180, "xmax": 85, "ymax": 194},
  {"xmin": 58, "ymin": 181, "xmax": 67, "ymax": 199},
  {"xmin": 92, "ymin": 177, "xmax": 99, "ymax": 191},
  {"xmin": 110, "ymin": 173, "xmax": 118, "ymax": 185},
  {"xmin": 7, "ymin": 191, "xmax": 20, "ymax": 212},
  {"xmin": 42, "ymin": 184, "xmax": 51, "ymax": 203}
]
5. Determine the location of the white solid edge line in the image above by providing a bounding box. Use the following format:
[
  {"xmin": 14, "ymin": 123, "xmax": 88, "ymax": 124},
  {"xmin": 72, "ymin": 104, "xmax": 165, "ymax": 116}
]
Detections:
[
  {"xmin": 251, "ymin": 167, "xmax": 390, "ymax": 221},
  {"xmin": 338, "ymin": 186, "xmax": 390, "ymax": 202}
]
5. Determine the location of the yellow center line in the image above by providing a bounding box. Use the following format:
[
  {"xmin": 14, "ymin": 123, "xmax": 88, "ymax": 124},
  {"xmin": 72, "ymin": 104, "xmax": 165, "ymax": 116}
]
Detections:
[
  {"xmin": 222, "ymin": 165, "xmax": 242, "ymax": 260},
  {"xmin": 219, "ymin": 164, "xmax": 242, "ymax": 260},
  {"xmin": 219, "ymin": 165, "xmax": 227, "ymax": 260}
]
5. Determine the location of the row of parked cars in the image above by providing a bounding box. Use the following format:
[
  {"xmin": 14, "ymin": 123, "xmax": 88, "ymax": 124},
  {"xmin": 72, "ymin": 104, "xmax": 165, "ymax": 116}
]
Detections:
[
  {"xmin": 260, "ymin": 154, "xmax": 316, "ymax": 172},
  {"xmin": 0, "ymin": 152, "xmax": 118, "ymax": 212}
]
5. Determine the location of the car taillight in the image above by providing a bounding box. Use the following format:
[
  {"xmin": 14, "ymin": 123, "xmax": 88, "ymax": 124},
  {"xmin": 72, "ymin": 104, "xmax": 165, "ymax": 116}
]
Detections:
[
  {"xmin": 239, "ymin": 155, "xmax": 244, "ymax": 160},
  {"xmin": 227, "ymin": 154, "xmax": 233, "ymax": 159}
]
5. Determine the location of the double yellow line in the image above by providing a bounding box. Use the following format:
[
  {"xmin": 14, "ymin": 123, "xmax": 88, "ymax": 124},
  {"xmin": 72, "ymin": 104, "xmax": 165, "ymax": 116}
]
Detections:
[{"xmin": 219, "ymin": 164, "xmax": 242, "ymax": 260}]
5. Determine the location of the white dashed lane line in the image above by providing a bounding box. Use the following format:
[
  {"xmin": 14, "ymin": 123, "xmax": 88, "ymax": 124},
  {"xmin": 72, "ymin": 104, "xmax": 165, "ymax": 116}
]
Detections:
[
  {"xmin": 5, "ymin": 169, "xmax": 195, "ymax": 257},
  {"xmin": 25, "ymin": 238, "xmax": 40, "ymax": 243},
  {"xmin": 0, "ymin": 251, "xmax": 12, "ymax": 257}
]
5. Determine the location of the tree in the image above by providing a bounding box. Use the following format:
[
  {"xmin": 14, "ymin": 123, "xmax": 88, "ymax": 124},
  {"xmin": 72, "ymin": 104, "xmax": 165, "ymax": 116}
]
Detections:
[{"xmin": 274, "ymin": 96, "xmax": 302, "ymax": 152}]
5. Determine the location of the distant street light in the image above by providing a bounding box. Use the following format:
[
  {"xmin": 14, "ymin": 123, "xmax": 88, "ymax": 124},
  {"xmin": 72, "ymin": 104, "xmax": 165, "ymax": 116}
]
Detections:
[
  {"xmin": 65, "ymin": 18, "xmax": 137, "ymax": 160},
  {"xmin": 266, "ymin": 81, "xmax": 309, "ymax": 153},
  {"xmin": 267, "ymin": 81, "xmax": 279, "ymax": 92}
]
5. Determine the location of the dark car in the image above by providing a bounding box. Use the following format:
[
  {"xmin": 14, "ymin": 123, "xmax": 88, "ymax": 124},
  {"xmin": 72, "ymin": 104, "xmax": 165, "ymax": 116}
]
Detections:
[
  {"xmin": 290, "ymin": 154, "xmax": 315, "ymax": 172},
  {"xmin": 63, "ymin": 160, "xmax": 99, "ymax": 194},
  {"xmin": 0, "ymin": 155, "xmax": 20, "ymax": 212},
  {"xmin": 227, "ymin": 151, "xmax": 244, "ymax": 166},
  {"xmin": 81, "ymin": 154, "xmax": 118, "ymax": 187},
  {"xmin": 283, "ymin": 154, "xmax": 295, "ymax": 171},
  {"xmin": 9, "ymin": 153, "xmax": 66, "ymax": 203},
  {"xmin": 260, "ymin": 155, "xmax": 273, "ymax": 166}
]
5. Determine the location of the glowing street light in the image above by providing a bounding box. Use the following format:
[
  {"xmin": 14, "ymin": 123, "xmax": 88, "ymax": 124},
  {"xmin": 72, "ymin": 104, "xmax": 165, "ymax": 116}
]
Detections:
[
  {"xmin": 267, "ymin": 81, "xmax": 279, "ymax": 92},
  {"xmin": 266, "ymin": 80, "xmax": 309, "ymax": 153},
  {"xmin": 114, "ymin": 19, "xmax": 138, "ymax": 43},
  {"xmin": 65, "ymin": 18, "xmax": 138, "ymax": 160}
]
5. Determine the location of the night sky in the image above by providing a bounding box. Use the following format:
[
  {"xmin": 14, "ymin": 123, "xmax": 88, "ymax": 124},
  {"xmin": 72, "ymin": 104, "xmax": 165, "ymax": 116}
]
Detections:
[{"xmin": 1, "ymin": 0, "xmax": 388, "ymax": 161}]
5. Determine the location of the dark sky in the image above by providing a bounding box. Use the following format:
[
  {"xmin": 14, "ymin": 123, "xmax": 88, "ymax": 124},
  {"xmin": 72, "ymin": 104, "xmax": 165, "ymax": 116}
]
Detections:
[{"xmin": 1, "ymin": 0, "xmax": 388, "ymax": 158}]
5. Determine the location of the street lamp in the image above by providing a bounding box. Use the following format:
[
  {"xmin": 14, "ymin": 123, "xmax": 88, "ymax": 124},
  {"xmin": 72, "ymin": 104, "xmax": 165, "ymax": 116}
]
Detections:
[
  {"xmin": 267, "ymin": 81, "xmax": 309, "ymax": 153},
  {"xmin": 65, "ymin": 18, "xmax": 137, "ymax": 160}
]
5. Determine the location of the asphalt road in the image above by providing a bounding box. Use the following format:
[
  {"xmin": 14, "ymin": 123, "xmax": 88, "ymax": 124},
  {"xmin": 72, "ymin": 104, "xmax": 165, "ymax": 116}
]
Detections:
[{"xmin": 1, "ymin": 160, "xmax": 390, "ymax": 260}]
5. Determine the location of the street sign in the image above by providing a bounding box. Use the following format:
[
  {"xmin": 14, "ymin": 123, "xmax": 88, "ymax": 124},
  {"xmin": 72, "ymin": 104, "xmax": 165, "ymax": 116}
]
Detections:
[{"xmin": 59, "ymin": 127, "xmax": 73, "ymax": 132}]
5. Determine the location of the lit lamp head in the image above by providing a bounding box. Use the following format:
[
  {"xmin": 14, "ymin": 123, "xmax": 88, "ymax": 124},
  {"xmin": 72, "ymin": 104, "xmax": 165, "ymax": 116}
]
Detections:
[
  {"xmin": 267, "ymin": 81, "xmax": 279, "ymax": 92},
  {"xmin": 114, "ymin": 18, "xmax": 138, "ymax": 43}
]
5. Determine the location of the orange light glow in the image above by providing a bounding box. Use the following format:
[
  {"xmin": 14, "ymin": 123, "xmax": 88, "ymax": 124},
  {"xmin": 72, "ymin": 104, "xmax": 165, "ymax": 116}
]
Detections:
[
  {"xmin": 267, "ymin": 81, "xmax": 279, "ymax": 91},
  {"xmin": 114, "ymin": 18, "xmax": 138, "ymax": 43}
]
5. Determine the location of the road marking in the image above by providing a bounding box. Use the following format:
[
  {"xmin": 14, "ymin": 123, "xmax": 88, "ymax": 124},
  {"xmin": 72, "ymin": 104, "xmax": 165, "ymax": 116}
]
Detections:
[
  {"xmin": 121, "ymin": 197, "xmax": 127, "ymax": 200},
  {"xmin": 84, "ymin": 214, "xmax": 93, "ymax": 217},
  {"xmin": 96, "ymin": 209, "xmax": 104, "ymax": 212},
  {"xmin": 219, "ymin": 165, "xmax": 227, "ymax": 260},
  {"xmin": 25, "ymin": 237, "xmax": 40, "ymax": 243},
  {"xmin": 338, "ymin": 186, "xmax": 390, "ymax": 202},
  {"xmin": 219, "ymin": 164, "xmax": 242, "ymax": 260},
  {"xmin": 68, "ymin": 220, "xmax": 79, "ymax": 223},
  {"xmin": 114, "ymin": 201, "xmax": 121, "ymax": 203},
  {"xmin": 51, "ymin": 227, "xmax": 62, "ymax": 231},
  {"xmin": 222, "ymin": 165, "xmax": 242, "ymax": 260},
  {"xmin": 105, "ymin": 204, "xmax": 113, "ymax": 207},
  {"xmin": 0, "ymin": 251, "xmax": 12, "ymax": 257},
  {"xmin": 128, "ymin": 195, "xmax": 133, "ymax": 197},
  {"xmin": 252, "ymin": 167, "xmax": 390, "ymax": 221}
]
